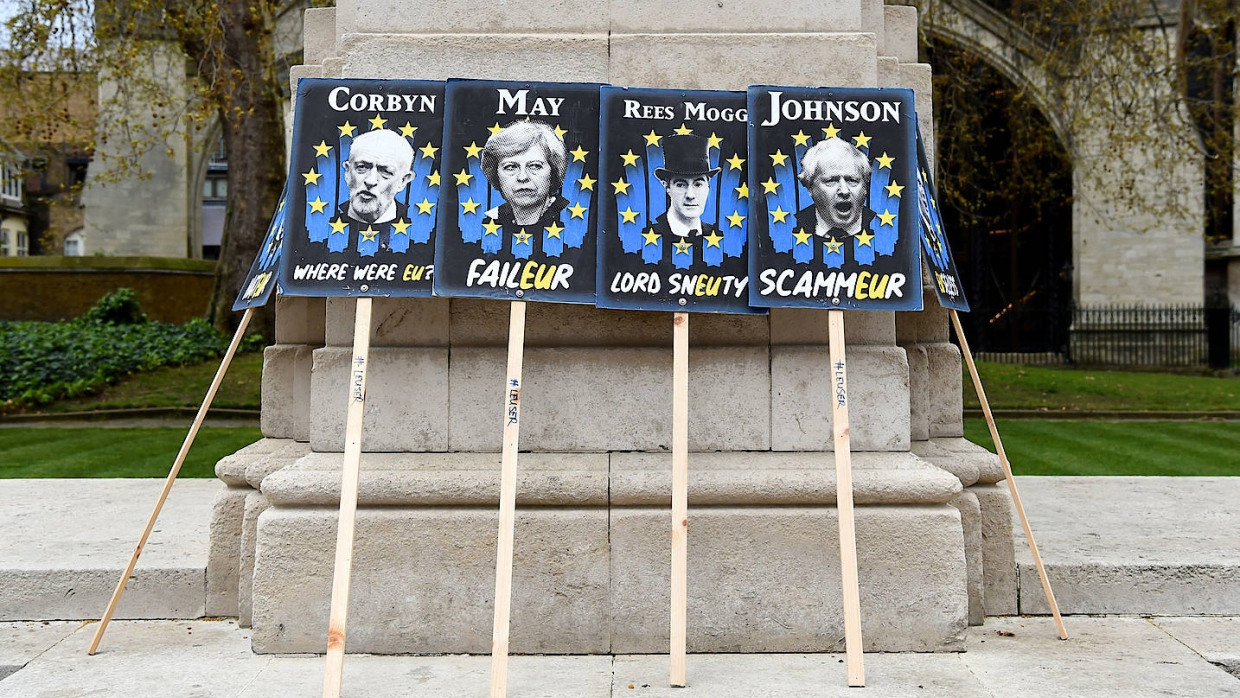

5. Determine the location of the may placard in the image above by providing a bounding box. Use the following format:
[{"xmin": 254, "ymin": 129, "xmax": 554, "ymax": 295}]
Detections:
[
  {"xmin": 232, "ymin": 185, "xmax": 288, "ymax": 310},
  {"xmin": 596, "ymin": 87, "xmax": 758, "ymax": 314},
  {"xmin": 916, "ymin": 125, "xmax": 969, "ymax": 312},
  {"xmin": 433, "ymin": 80, "xmax": 600, "ymax": 304},
  {"xmin": 280, "ymin": 78, "xmax": 445, "ymax": 297},
  {"xmin": 748, "ymin": 86, "xmax": 921, "ymax": 310}
]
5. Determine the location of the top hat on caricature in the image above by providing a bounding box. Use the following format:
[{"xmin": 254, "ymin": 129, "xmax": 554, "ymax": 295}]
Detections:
[{"xmin": 654, "ymin": 134, "xmax": 722, "ymax": 181}]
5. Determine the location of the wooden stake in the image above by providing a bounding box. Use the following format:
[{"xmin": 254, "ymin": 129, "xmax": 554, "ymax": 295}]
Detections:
[
  {"xmin": 827, "ymin": 310, "xmax": 865, "ymax": 687},
  {"xmin": 670, "ymin": 311, "xmax": 689, "ymax": 687},
  {"xmin": 950, "ymin": 310, "xmax": 1068, "ymax": 640},
  {"xmin": 322, "ymin": 297, "xmax": 374, "ymax": 698},
  {"xmin": 490, "ymin": 300, "xmax": 527, "ymax": 698},
  {"xmin": 88, "ymin": 307, "xmax": 254, "ymax": 656}
]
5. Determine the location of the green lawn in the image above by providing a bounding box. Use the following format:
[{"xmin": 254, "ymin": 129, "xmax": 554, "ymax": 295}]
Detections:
[
  {"xmin": 0, "ymin": 427, "xmax": 262, "ymax": 478},
  {"xmin": 964, "ymin": 418, "xmax": 1240, "ymax": 476},
  {"xmin": 33, "ymin": 352, "xmax": 264, "ymax": 414},
  {"xmin": 964, "ymin": 362, "xmax": 1240, "ymax": 412}
]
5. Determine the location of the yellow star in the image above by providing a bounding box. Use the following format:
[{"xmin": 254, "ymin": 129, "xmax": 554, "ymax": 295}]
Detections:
[
  {"xmin": 545, "ymin": 221, "xmax": 564, "ymax": 238},
  {"xmin": 553, "ymin": 125, "xmax": 568, "ymax": 140},
  {"xmin": 464, "ymin": 142, "xmax": 483, "ymax": 159},
  {"xmin": 568, "ymin": 202, "xmax": 587, "ymax": 219},
  {"xmin": 674, "ymin": 123, "xmax": 693, "ymax": 135},
  {"xmin": 277, "ymin": 198, "xmax": 285, "ymax": 212},
  {"xmin": 884, "ymin": 181, "xmax": 904, "ymax": 198},
  {"xmin": 612, "ymin": 178, "xmax": 632, "ymax": 195},
  {"xmin": 735, "ymin": 182, "xmax": 749, "ymax": 199},
  {"xmin": 852, "ymin": 131, "xmax": 872, "ymax": 148},
  {"xmin": 453, "ymin": 169, "xmax": 474, "ymax": 186},
  {"xmin": 416, "ymin": 198, "xmax": 435, "ymax": 215},
  {"xmin": 822, "ymin": 123, "xmax": 840, "ymax": 139},
  {"xmin": 577, "ymin": 174, "xmax": 596, "ymax": 191},
  {"xmin": 482, "ymin": 219, "xmax": 501, "ymax": 236},
  {"xmin": 769, "ymin": 150, "xmax": 789, "ymax": 167},
  {"xmin": 673, "ymin": 237, "xmax": 692, "ymax": 254},
  {"xmin": 368, "ymin": 115, "xmax": 387, "ymax": 130},
  {"xmin": 426, "ymin": 170, "xmax": 441, "ymax": 187},
  {"xmin": 707, "ymin": 132, "xmax": 723, "ymax": 149},
  {"xmin": 877, "ymin": 209, "xmax": 896, "ymax": 226},
  {"xmin": 338, "ymin": 121, "xmax": 356, "ymax": 138},
  {"xmin": 392, "ymin": 219, "xmax": 411, "ymax": 235},
  {"xmin": 488, "ymin": 123, "xmax": 503, "ymax": 136},
  {"xmin": 825, "ymin": 236, "xmax": 843, "ymax": 254},
  {"xmin": 726, "ymin": 153, "xmax": 745, "ymax": 171},
  {"xmin": 514, "ymin": 229, "xmax": 532, "ymax": 245},
  {"xmin": 619, "ymin": 207, "xmax": 639, "ymax": 224},
  {"xmin": 642, "ymin": 228, "xmax": 661, "ymax": 246},
  {"xmin": 642, "ymin": 130, "xmax": 662, "ymax": 147},
  {"xmin": 761, "ymin": 178, "xmax": 780, "ymax": 195},
  {"xmin": 419, "ymin": 143, "xmax": 439, "ymax": 159},
  {"xmin": 399, "ymin": 122, "xmax": 417, "ymax": 138},
  {"xmin": 620, "ymin": 150, "xmax": 640, "ymax": 167},
  {"xmin": 302, "ymin": 169, "xmax": 322, "ymax": 186},
  {"xmin": 461, "ymin": 198, "xmax": 480, "ymax": 215},
  {"xmin": 856, "ymin": 230, "xmax": 874, "ymax": 247},
  {"xmin": 308, "ymin": 197, "xmax": 327, "ymax": 213},
  {"xmin": 726, "ymin": 210, "xmax": 746, "ymax": 228},
  {"xmin": 570, "ymin": 145, "xmax": 589, "ymax": 162},
  {"xmin": 876, "ymin": 152, "xmax": 894, "ymax": 169},
  {"xmin": 770, "ymin": 206, "xmax": 789, "ymax": 224},
  {"xmin": 313, "ymin": 141, "xmax": 332, "ymax": 158},
  {"xmin": 360, "ymin": 226, "xmax": 378, "ymax": 242},
  {"xmin": 330, "ymin": 218, "xmax": 348, "ymax": 235},
  {"xmin": 704, "ymin": 230, "xmax": 723, "ymax": 248},
  {"xmin": 792, "ymin": 130, "xmax": 812, "ymax": 147},
  {"xmin": 793, "ymin": 228, "xmax": 812, "ymax": 246}
]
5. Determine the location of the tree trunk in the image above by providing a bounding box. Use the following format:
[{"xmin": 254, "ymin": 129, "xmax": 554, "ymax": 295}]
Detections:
[{"xmin": 205, "ymin": 0, "xmax": 285, "ymax": 341}]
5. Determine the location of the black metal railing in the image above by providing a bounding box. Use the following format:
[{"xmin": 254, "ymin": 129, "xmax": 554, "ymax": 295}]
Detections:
[{"xmin": 1068, "ymin": 303, "xmax": 1239, "ymax": 368}]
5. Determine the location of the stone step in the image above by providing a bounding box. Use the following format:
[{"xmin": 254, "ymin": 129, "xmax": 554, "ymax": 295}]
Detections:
[
  {"xmin": 1012, "ymin": 477, "xmax": 1240, "ymax": 616},
  {"xmin": 0, "ymin": 479, "xmax": 220, "ymax": 622}
]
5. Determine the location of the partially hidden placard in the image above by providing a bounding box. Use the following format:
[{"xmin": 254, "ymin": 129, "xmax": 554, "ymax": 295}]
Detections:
[
  {"xmin": 232, "ymin": 185, "xmax": 288, "ymax": 311},
  {"xmin": 280, "ymin": 78, "xmax": 445, "ymax": 297},
  {"xmin": 916, "ymin": 124, "xmax": 969, "ymax": 312},
  {"xmin": 596, "ymin": 87, "xmax": 760, "ymax": 314},
  {"xmin": 748, "ymin": 86, "xmax": 921, "ymax": 310},
  {"xmin": 433, "ymin": 79, "xmax": 600, "ymax": 304}
]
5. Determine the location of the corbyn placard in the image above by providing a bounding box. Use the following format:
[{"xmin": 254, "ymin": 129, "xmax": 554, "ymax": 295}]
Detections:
[
  {"xmin": 233, "ymin": 185, "xmax": 288, "ymax": 310},
  {"xmin": 280, "ymin": 78, "xmax": 445, "ymax": 297},
  {"xmin": 915, "ymin": 124, "xmax": 969, "ymax": 312}
]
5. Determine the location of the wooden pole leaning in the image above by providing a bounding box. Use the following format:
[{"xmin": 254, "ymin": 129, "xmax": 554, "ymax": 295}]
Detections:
[
  {"xmin": 490, "ymin": 300, "xmax": 528, "ymax": 698},
  {"xmin": 670, "ymin": 311, "xmax": 689, "ymax": 687},
  {"xmin": 827, "ymin": 310, "xmax": 865, "ymax": 687},
  {"xmin": 949, "ymin": 310, "xmax": 1068, "ymax": 640},
  {"xmin": 88, "ymin": 307, "xmax": 254, "ymax": 656},
  {"xmin": 321, "ymin": 297, "xmax": 375, "ymax": 698}
]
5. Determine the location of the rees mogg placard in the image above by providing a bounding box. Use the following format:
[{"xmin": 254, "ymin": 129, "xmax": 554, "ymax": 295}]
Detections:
[
  {"xmin": 597, "ymin": 87, "xmax": 758, "ymax": 314},
  {"xmin": 748, "ymin": 86, "xmax": 921, "ymax": 311}
]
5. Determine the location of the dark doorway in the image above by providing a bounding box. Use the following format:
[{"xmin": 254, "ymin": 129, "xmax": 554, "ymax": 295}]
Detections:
[{"xmin": 927, "ymin": 40, "xmax": 1074, "ymax": 358}]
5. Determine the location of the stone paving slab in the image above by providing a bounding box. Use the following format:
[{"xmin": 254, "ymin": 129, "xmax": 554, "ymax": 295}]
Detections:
[
  {"xmin": 1152, "ymin": 617, "xmax": 1240, "ymax": 678},
  {"xmin": 1011, "ymin": 476, "xmax": 1240, "ymax": 615},
  {"xmin": 1, "ymin": 618, "xmax": 1237, "ymax": 697},
  {"xmin": 0, "ymin": 622, "xmax": 79, "ymax": 680},
  {"xmin": 0, "ymin": 479, "xmax": 221, "ymax": 621}
]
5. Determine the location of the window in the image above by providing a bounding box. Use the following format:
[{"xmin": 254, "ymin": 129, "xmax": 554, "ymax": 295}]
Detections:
[
  {"xmin": 15, "ymin": 231, "xmax": 27, "ymax": 256},
  {"xmin": 202, "ymin": 174, "xmax": 228, "ymax": 201},
  {"xmin": 0, "ymin": 229, "xmax": 8, "ymax": 256},
  {"xmin": 64, "ymin": 231, "xmax": 83, "ymax": 256}
]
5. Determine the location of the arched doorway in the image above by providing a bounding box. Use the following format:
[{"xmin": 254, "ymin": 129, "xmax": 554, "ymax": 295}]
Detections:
[{"xmin": 926, "ymin": 39, "xmax": 1074, "ymax": 359}]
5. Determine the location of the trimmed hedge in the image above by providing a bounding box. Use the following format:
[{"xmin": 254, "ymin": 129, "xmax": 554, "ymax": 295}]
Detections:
[{"xmin": 0, "ymin": 289, "xmax": 258, "ymax": 411}]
